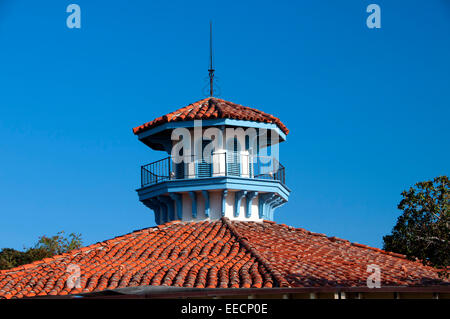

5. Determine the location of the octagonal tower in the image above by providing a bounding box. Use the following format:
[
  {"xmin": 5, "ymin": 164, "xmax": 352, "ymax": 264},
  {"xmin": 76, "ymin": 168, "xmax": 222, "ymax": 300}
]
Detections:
[{"xmin": 133, "ymin": 97, "xmax": 290, "ymax": 224}]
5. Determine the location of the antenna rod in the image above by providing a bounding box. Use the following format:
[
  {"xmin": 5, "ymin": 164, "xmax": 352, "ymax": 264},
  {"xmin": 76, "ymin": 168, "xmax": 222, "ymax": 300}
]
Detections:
[{"xmin": 208, "ymin": 21, "xmax": 215, "ymax": 97}]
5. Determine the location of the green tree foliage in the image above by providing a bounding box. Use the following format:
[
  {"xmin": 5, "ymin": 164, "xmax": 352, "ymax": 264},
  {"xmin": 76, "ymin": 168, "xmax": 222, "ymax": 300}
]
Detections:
[
  {"xmin": 0, "ymin": 232, "xmax": 82, "ymax": 270},
  {"xmin": 383, "ymin": 176, "xmax": 449, "ymax": 277}
]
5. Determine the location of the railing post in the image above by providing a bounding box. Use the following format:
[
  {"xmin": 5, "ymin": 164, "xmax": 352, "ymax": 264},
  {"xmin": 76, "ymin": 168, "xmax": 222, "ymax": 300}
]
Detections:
[
  {"xmin": 225, "ymin": 152, "xmax": 227, "ymax": 176},
  {"xmin": 168, "ymin": 157, "xmax": 171, "ymax": 180}
]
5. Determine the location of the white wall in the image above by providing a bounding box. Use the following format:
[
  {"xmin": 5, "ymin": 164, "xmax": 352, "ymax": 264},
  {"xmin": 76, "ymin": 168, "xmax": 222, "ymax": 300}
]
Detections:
[
  {"xmin": 179, "ymin": 191, "xmax": 263, "ymax": 222},
  {"xmin": 170, "ymin": 125, "xmax": 267, "ymax": 222},
  {"xmin": 171, "ymin": 126, "xmax": 254, "ymax": 179}
]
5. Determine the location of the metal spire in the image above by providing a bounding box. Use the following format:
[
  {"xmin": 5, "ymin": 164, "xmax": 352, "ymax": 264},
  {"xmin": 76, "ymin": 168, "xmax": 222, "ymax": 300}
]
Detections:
[{"xmin": 208, "ymin": 21, "xmax": 215, "ymax": 97}]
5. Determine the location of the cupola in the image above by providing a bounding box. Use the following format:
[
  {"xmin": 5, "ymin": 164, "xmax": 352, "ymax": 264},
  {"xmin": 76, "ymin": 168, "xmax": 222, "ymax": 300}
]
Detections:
[{"xmin": 133, "ymin": 97, "xmax": 290, "ymax": 224}]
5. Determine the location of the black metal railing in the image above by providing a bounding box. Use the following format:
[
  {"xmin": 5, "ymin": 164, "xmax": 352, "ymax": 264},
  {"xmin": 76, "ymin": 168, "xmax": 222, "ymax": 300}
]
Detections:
[
  {"xmin": 253, "ymin": 158, "xmax": 286, "ymax": 184},
  {"xmin": 141, "ymin": 157, "xmax": 172, "ymax": 186},
  {"xmin": 140, "ymin": 152, "xmax": 286, "ymax": 187}
]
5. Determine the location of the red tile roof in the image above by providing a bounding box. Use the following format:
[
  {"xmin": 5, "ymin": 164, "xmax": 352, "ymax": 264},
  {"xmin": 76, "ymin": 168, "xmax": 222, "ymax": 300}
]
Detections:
[
  {"xmin": 0, "ymin": 218, "xmax": 447, "ymax": 299},
  {"xmin": 132, "ymin": 97, "xmax": 289, "ymax": 135}
]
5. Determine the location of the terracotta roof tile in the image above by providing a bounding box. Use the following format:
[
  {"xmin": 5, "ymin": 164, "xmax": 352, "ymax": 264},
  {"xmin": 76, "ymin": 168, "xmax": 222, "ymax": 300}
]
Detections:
[
  {"xmin": 132, "ymin": 97, "xmax": 289, "ymax": 135},
  {"xmin": 0, "ymin": 218, "xmax": 448, "ymax": 299}
]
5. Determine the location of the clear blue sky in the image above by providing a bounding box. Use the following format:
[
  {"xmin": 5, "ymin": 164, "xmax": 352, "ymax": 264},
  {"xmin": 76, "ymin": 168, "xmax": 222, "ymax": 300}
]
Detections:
[{"xmin": 0, "ymin": 0, "xmax": 449, "ymax": 250}]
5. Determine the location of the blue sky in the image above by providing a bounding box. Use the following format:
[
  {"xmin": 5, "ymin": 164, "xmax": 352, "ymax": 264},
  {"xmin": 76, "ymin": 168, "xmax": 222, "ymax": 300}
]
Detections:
[{"xmin": 0, "ymin": 0, "xmax": 449, "ymax": 250}]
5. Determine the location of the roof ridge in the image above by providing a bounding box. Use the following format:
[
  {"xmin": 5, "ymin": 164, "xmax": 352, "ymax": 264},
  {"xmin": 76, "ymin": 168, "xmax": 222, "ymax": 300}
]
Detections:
[
  {"xmin": 0, "ymin": 219, "xmax": 422, "ymax": 277},
  {"xmin": 221, "ymin": 218, "xmax": 290, "ymax": 287}
]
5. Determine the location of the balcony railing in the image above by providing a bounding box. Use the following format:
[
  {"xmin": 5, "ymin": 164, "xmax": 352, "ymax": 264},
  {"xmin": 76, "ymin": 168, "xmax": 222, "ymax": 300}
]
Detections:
[{"xmin": 140, "ymin": 152, "xmax": 286, "ymax": 188}]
